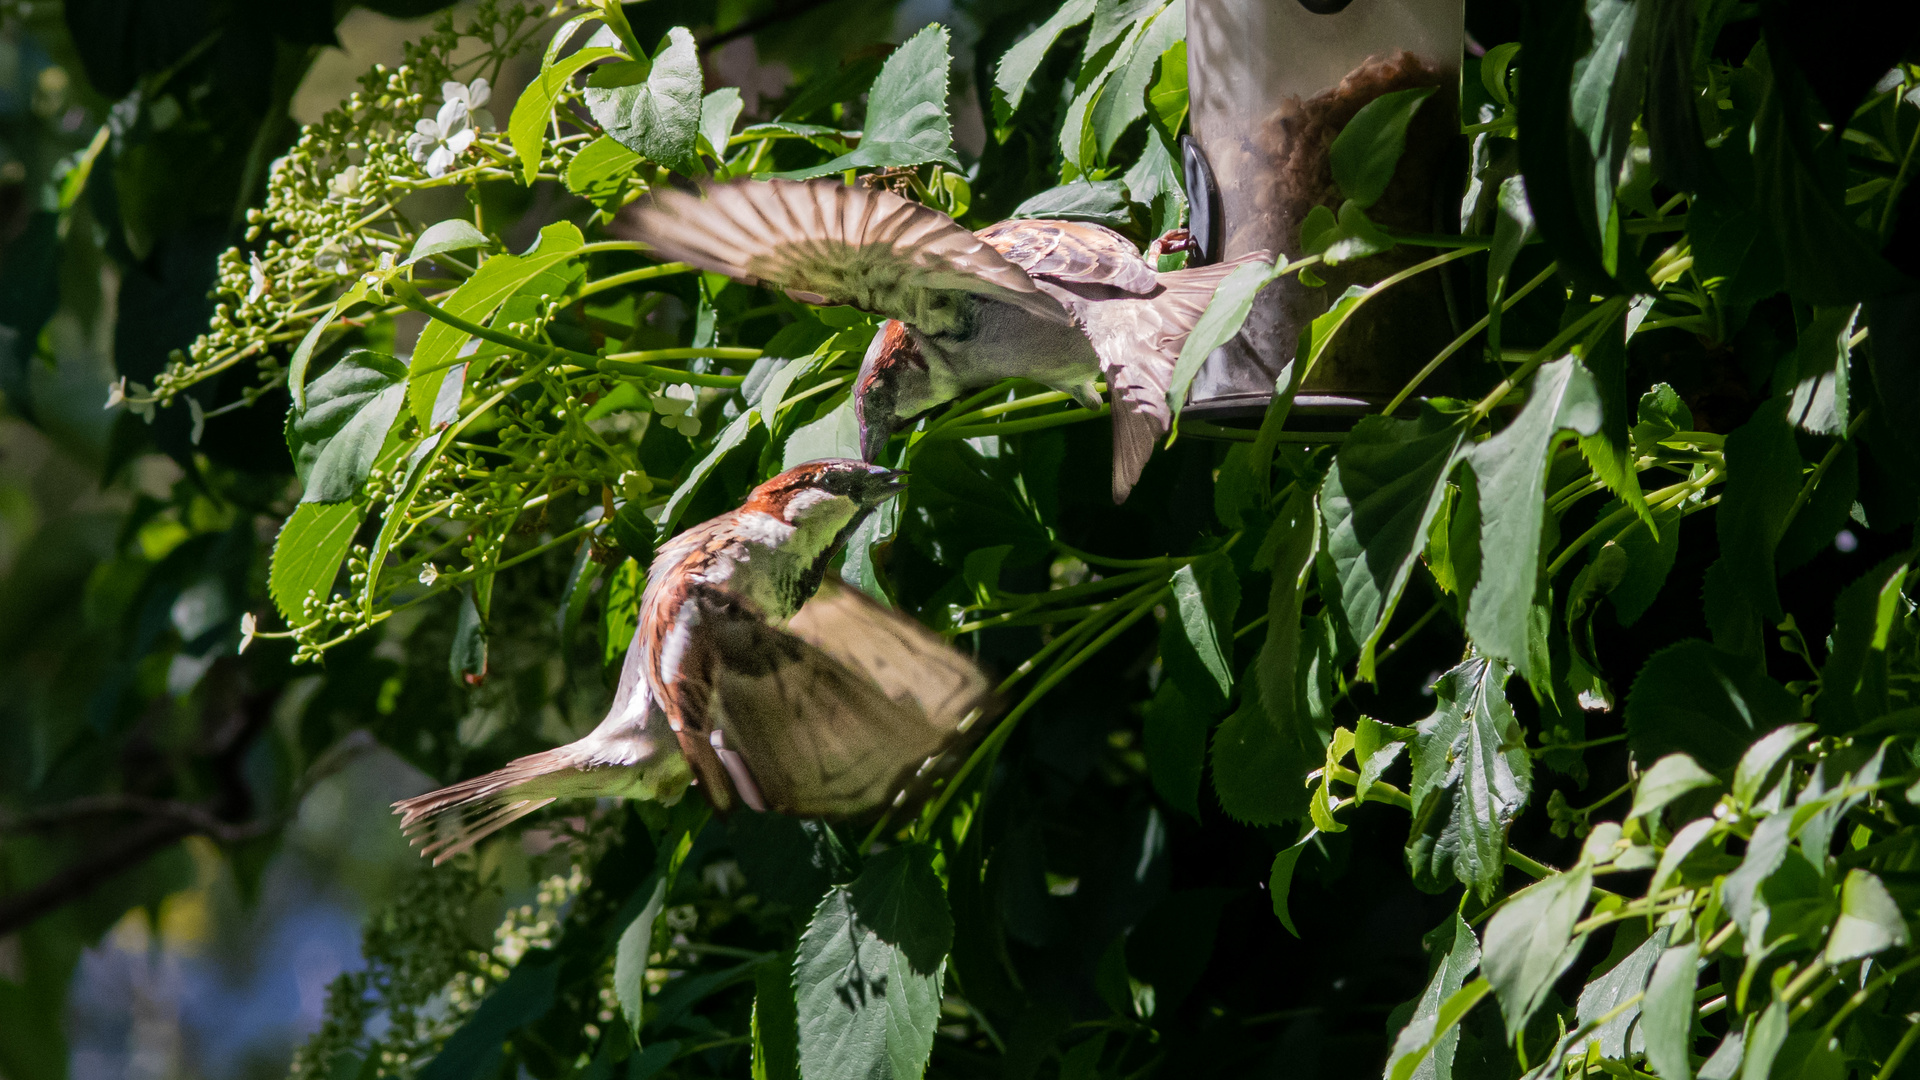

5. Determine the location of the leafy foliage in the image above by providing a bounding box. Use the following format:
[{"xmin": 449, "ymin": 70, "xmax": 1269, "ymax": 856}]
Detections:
[{"xmin": 6, "ymin": 1, "xmax": 1920, "ymax": 1079}]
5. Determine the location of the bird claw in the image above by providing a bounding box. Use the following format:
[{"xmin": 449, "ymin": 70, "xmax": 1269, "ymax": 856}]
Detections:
[{"xmin": 1147, "ymin": 227, "xmax": 1200, "ymax": 259}]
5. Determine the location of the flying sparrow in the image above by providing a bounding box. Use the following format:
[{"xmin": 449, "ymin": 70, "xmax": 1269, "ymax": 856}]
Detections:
[
  {"xmin": 613, "ymin": 178, "xmax": 1269, "ymax": 503},
  {"xmin": 393, "ymin": 460, "xmax": 993, "ymax": 862}
]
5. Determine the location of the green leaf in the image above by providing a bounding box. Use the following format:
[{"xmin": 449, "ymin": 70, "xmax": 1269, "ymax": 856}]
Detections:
[
  {"xmin": 404, "ymin": 219, "xmax": 493, "ymax": 267},
  {"xmin": 1091, "ymin": 0, "xmax": 1184, "ymax": 158},
  {"xmin": 698, "ymin": 87, "xmax": 743, "ymax": 160},
  {"xmin": 1321, "ymin": 409, "xmax": 1467, "ymax": 680},
  {"xmin": 992, "ymin": 0, "xmax": 1097, "ymax": 122},
  {"xmin": 1786, "ymin": 306, "xmax": 1857, "ymax": 436},
  {"xmin": 1384, "ymin": 914, "xmax": 1480, "ymax": 1080},
  {"xmin": 1166, "ymin": 258, "xmax": 1286, "ymax": 421},
  {"xmin": 1648, "ymin": 817, "xmax": 1716, "ymax": 903},
  {"xmin": 1147, "ymin": 38, "xmax": 1187, "ymax": 136},
  {"xmin": 1085, "ymin": 0, "xmax": 1162, "ymax": 64},
  {"xmin": 1212, "ymin": 492, "xmax": 1324, "ymax": 824},
  {"xmin": 450, "ymin": 583, "xmax": 487, "ymax": 681},
  {"xmin": 782, "ymin": 395, "xmax": 861, "ymax": 468},
  {"xmin": 1740, "ymin": 1000, "xmax": 1788, "ymax": 1080},
  {"xmin": 1721, "ymin": 812, "xmax": 1791, "ymax": 937},
  {"xmin": 1751, "ymin": 47, "xmax": 1906, "ymax": 306},
  {"xmin": 1817, "ymin": 553, "xmax": 1912, "ymax": 732},
  {"xmin": 1388, "ymin": 979, "xmax": 1494, "ymax": 1080},
  {"xmin": 408, "ymin": 221, "xmax": 585, "ymax": 425},
  {"xmin": 586, "ymin": 27, "xmax": 703, "ymax": 174},
  {"xmin": 510, "ymin": 45, "xmax": 622, "ymax": 185},
  {"xmin": 1057, "ymin": 13, "xmax": 1148, "ymax": 174},
  {"xmin": 1731, "ymin": 722, "xmax": 1815, "ymax": 807},
  {"xmin": 1717, "ymin": 399, "xmax": 1800, "ymax": 622},
  {"xmin": 1573, "ymin": 926, "xmax": 1668, "ymax": 1058},
  {"xmin": 1486, "ymin": 177, "xmax": 1536, "ymax": 308},
  {"xmin": 1461, "ymin": 355, "xmax": 1603, "ymax": 681},
  {"xmin": 1330, "ymin": 86, "xmax": 1436, "ymax": 209},
  {"xmin": 1516, "ymin": 0, "xmax": 1648, "ymax": 293},
  {"xmin": 269, "ymin": 501, "xmax": 359, "ymax": 623},
  {"xmin": 1165, "ymin": 553, "xmax": 1239, "ymax": 702},
  {"xmin": 1626, "ymin": 640, "xmax": 1800, "ymax": 775},
  {"xmin": 752, "ymin": 949, "xmax": 801, "ymax": 1080},
  {"xmin": 1484, "ymin": 863, "xmax": 1592, "ymax": 1040},
  {"xmin": 1642, "ymin": 942, "xmax": 1701, "ymax": 1080},
  {"xmin": 794, "ymin": 845, "xmax": 950, "ymax": 1080},
  {"xmin": 1405, "ymin": 656, "xmax": 1533, "ymax": 902},
  {"xmin": 288, "ymin": 279, "xmax": 369, "ymax": 410},
  {"xmin": 1267, "ymin": 833, "xmax": 1313, "ymax": 937},
  {"xmin": 1123, "ymin": 128, "xmax": 1187, "ymax": 235},
  {"xmin": 1575, "ymin": 306, "xmax": 1654, "ymax": 534},
  {"xmin": 1628, "ymin": 753, "xmax": 1720, "ymax": 822},
  {"xmin": 1010, "ymin": 179, "xmax": 1135, "ymax": 226},
  {"xmin": 614, "ymin": 875, "xmax": 667, "ymax": 1040},
  {"xmin": 1145, "ymin": 680, "xmax": 1208, "ymax": 820},
  {"xmin": 1608, "ymin": 504, "xmax": 1681, "ymax": 626},
  {"xmin": 1825, "ymin": 869, "xmax": 1910, "ymax": 964},
  {"xmin": 564, "ymin": 135, "xmax": 643, "ymax": 209},
  {"xmin": 287, "ymin": 349, "xmax": 409, "ymax": 504},
  {"xmin": 773, "ymin": 25, "xmax": 960, "ymax": 180},
  {"xmin": 612, "ymin": 499, "xmax": 656, "ymax": 563},
  {"xmin": 417, "ymin": 952, "xmax": 561, "ymax": 1080}
]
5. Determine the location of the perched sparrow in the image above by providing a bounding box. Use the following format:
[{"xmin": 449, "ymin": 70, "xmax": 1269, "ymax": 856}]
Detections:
[
  {"xmin": 394, "ymin": 460, "xmax": 992, "ymax": 862},
  {"xmin": 614, "ymin": 178, "xmax": 1269, "ymax": 503}
]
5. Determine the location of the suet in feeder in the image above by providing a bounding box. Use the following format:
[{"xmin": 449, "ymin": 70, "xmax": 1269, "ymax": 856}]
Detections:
[{"xmin": 1181, "ymin": 0, "xmax": 1467, "ymax": 423}]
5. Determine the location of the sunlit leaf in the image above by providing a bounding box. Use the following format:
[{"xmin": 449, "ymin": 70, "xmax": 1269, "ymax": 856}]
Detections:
[
  {"xmin": 1405, "ymin": 656, "xmax": 1532, "ymax": 902},
  {"xmin": 773, "ymin": 25, "xmax": 960, "ymax": 180},
  {"xmin": 1483, "ymin": 863, "xmax": 1592, "ymax": 1040},
  {"xmin": 269, "ymin": 501, "xmax": 359, "ymax": 623}
]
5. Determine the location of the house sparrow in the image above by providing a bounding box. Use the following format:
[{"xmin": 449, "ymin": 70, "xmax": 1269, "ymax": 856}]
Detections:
[
  {"xmin": 613, "ymin": 178, "xmax": 1269, "ymax": 503},
  {"xmin": 393, "ymin": 459, "xmax": 992, "ymax": 862}
]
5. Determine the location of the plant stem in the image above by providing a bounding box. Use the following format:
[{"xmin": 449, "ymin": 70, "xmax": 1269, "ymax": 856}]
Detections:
[
  {"xmin": 1384, "ymin": 261, "xmax": 1560, "ymax": 415},
  {"xmin": 578, "ymin": 260, "xmax": 693, "ymax": 298},
  {"xmin": 1468, "ymin": 297, "xmax": 1629, "ymax": 423},
  {"xmin": 922, "ymin": 584, "xmax": 1169, "ymax": 843}
]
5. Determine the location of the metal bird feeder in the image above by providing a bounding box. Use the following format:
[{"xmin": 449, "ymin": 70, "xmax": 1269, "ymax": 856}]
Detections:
[{"xmin": 1181, "ymin": 0, "xmax": 1466, "ymax": 423}]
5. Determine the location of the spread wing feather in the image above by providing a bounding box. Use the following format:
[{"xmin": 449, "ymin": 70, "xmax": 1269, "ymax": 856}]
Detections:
[
  {"xmin": 615, "ymin": 179, "xmax": 1071, "ymax": 333},
  {"xmin": 976, "ymin": 219, "xmax": 1159, "ymax": 294},
  {"xmin": 699, "ymin": 579, "xmax": 991, "ymax": 818}
]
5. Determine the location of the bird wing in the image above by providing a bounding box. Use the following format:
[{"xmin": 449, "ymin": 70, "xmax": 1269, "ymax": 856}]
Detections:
[
  {"xmin": 975, "ymin": 218, "xmax": 1160, "ymax": 294},
  {"xmin": 615, "ymin": 178, "xmax": 1072, "ymax": 334},
  {"xmin": 392, "ymin": 628, "xmax": 693, "ymax": 864},
  {"xmin": 695, "ymin": 579, "xmax": 991, "ymax": 818}
]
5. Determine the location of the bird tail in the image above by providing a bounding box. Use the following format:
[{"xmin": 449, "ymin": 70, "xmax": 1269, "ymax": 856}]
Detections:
[
  {"xmin": 1089, "ymin": 251, "xmax": 1273, "ymax": 502},
  {"xmin": 391, "ymin": 751, "xmax": 578, "ymax": 865}
]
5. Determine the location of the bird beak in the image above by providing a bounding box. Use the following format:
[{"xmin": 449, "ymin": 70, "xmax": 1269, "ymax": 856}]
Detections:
[
  {"xmin": 859, "ymin": 416, "xmax": 892, "ymax": 463},
  {"xmin": 864, "ymin": 464, "xmax": 908, "ymax": 501}
]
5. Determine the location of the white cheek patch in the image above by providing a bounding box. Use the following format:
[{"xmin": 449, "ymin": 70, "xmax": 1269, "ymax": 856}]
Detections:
[
  {"xmin": 736, "ymin": 509, "xmax": 797, "ymax": 547},
  {"xmin": 781, "ymin": 488, "xmax": 838, "ymax": 522}
]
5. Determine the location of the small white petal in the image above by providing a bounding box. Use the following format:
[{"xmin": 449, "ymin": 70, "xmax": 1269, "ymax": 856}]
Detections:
[
  {"xmin": 471, "ymin": 107, "xmax": 496, "ymax": 133},
  {"xmin": 414, "ymin": 117, "xmax": 440, "ymax": 137},
  {"xmin": 427, "ymin": 146, "xmax": 454, "ymax": 177},
  {"xmin": 442, "ymin": 80, "xmax": 467, "ymax": 104},
  {"xmin": 467, "ymin": 78, "xmax": 491, "ymax": 107},
  {"xmin": 436, "ymin": 98, "xmax": 468, "ymax": 133},
  {"xmin": 238, "ymin": 612, "xmax": 257, "ymax": 655},
  {"xmin": 446, "ymin": 128, "xmax": 476, "ymax": 155},
  {"xmin": 104, "ymin": 376, "xmax": 126, "ymax": 410}
]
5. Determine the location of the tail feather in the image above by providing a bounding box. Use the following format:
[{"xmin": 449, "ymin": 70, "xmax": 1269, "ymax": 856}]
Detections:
[
  {"xmin": 392, "ymin": 750, "xmax": 580, "ymax": 865},
  {"xmin": 1080, "ymin": 251, "xmax": 1272, "ymax": 502}
]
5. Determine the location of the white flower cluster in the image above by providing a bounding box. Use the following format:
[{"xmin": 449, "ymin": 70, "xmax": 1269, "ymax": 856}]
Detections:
[{"xmin": 406, "ymin": 78, "xmax": 496, "ymax": 178}]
